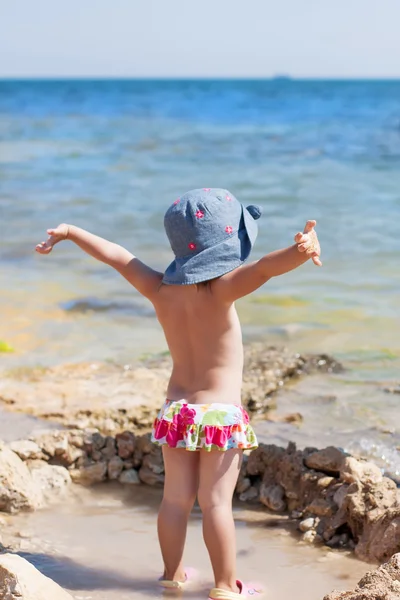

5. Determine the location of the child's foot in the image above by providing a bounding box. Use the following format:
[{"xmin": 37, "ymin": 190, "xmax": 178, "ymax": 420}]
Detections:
[
  {"xmin": 158, "ymin": 567, "xmax": 197, "ymax": 590},
  {"xmin": 209, "ymin": 580, "xmax": 263, "ymax": 599}
]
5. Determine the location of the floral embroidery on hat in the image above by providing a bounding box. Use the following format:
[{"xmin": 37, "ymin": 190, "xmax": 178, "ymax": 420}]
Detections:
[
  {"xmin": 226, "ymin": 195, "xmax": 232, "ymax": 201},
  {"xmin": 203, "ymin": 188, "xmax": 211, "ymax": 192},
  {"xmin": 188, "ymin": 242, "xmax": 196, "ymax": 250},
  {"xmin": 195, "ymin": 210, "xmax": 204, "ymax": 219},
  {"xmin": 173, "ymin": 198, "xmax": 180, "ymax": 205},
  {"xmin": 225, "ymin": 226, "xmax": 233, "ymax": 234}
]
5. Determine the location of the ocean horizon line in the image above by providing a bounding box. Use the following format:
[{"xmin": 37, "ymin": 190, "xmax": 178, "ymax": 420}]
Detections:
[{"xmin": 1, "ymin": 75, "xmax": 400, "ymax": 83}]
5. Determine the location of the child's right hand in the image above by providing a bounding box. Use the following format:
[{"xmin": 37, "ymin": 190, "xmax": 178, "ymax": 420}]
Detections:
[
  {"xmin": 294, "ymin": 220, "xmax": 322, "ymax": 266},
  {"xmin": 35, "ymin": 224, "xmax": 69, "ymax": 255}
]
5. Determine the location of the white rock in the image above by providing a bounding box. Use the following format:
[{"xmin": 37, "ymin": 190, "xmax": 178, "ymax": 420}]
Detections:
[
  {"xmin": 303, "ymin": 530, "xmax": 317, "ymax": 543},
  {"xmin": 340, "ymin": 456, "xmax": 383, "ymax": 484},
  {"xmin": 0, "ymin": 444, "xmax": 42, "ymax": 513},
  {"xmin": 29, "ymin": 464, "xmax": 71, "ymax": 500},
  {"xmin": 299, "ymin": 517, "xmax": 315, "ymax": 532},
  {"xmin": 9, "ymin": 441, "xmax": 42, "ymax": 461},
  {"xmin": 31, "ymin": 432, "xmax": 69, "ymax": 458},
  {"xmin": 0, "ymin": 553, "xmax": 74, "ymax": 599},
  {"xmin": 119, "ymin": 469, "xmax": 140, "ymax": 485}
]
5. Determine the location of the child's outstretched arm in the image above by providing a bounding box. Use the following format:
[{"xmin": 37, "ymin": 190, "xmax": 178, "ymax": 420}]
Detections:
[
  {"xmin": 214, "ymin": 220, "xmax": 321, "ymax": 302},
  {"xmin": 35, "ymin": 224, "xmax": 163, "ymax": 299}
]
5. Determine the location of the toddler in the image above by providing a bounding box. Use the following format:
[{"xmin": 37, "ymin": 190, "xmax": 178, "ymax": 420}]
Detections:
[{"xmin": 36, "ymin": 188, "xmax": 321, "ymax": 599}]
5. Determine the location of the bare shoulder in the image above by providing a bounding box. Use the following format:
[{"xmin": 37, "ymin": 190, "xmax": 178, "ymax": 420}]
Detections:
[{"xmin": 118, "ymin": 257, "xmax": 163, "ymax": 300}]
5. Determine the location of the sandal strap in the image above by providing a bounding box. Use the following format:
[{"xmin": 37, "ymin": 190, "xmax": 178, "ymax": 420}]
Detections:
[
  {"xmin": 209, "ymin": 588, "xmax": 242, "ymax": 600},
  {"xmin": 159, "ymin": 578, "xmax": 186, "ymax": 590}
]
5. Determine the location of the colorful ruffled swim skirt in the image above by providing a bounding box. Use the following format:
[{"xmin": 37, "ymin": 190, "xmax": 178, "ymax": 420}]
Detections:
[{"xmin": 151, "ymin": 400, "xmax": 258, "ymax": 452}]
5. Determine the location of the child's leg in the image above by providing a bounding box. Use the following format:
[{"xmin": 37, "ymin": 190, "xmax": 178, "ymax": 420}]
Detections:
[
  {"xmin": 198, "ymin": 449, "xmax": 242, "ymax": 593},
  {"xmin": 158, "ymin": 447, "xmax": 199, "ymax": 582}
]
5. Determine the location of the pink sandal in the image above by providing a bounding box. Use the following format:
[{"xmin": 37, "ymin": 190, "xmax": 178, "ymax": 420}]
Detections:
[
  {"xmin": 158, "ymin": 567, "xmax": 197, "ymax": 590},
  {"xmin": 209, "ymin": 580, "xmax": 263, "ymax": 599}
]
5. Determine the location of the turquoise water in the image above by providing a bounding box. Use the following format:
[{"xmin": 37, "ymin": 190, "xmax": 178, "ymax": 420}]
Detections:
[{"xmin": 0, "ymin": 80, "xmax": 399, "ymax": 374}]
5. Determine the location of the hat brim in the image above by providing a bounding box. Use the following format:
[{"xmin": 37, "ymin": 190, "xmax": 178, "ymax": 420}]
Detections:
[{"xmin": 162, "ymin": 209, "xmax": 258, "ymax": 286}]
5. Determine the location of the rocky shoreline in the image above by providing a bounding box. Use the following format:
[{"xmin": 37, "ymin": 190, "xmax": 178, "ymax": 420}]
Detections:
[
  {"xmin": 1, "ymin": 429, "xmax": 400, "ymax": 599},
  {"xmin": 1, "ymin": 427, "xmax": 400, "ymax": 563},
  {"xmin": 0, "ymin": 345, "xmax": 342, "ymax": 433},
  {"xmin": 1, "ymin": 345, "xmax": 399, "ymax": 599}
]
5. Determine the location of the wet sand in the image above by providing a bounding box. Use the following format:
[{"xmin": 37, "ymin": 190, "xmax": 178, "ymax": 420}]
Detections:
[{"xmin": 6, "ymin": 484, "xmax": 369, "ymax": 600}]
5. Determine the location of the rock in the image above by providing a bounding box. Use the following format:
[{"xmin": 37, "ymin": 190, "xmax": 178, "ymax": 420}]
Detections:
[
  {"xmin": 333, "ymin": 484, "xmax": 350, "ymax": 509},
  {"xmin": 326, "ymin": 534, "xmax": 342, "ymax": 548},
  {"xmin": 142, "ymin": 449, "xmax": 164, "ymax": 475},
  {"xmin": 70, "ymin": 461, "xmax": 107, "ymax": 485},
  {"xmin": 0, "ymin": 444, "xmax": 42, "ymax": 513},
  {"xmin": 135, "ymin": 433, "xmax": 154, "ymax": 455},
  {"xmin": 318, "ymin": 476, "xmax": 335, "ymax": 488},
  {"xmin": 101, "ymin": 436, "xmax": 117, "ymax": 460},
  {"xmin": 260, "ymin": 484, "xmax": 287, "ymax": 512},
  {"xmin": 132, "ymin": 433, "xmax": 152, "ymax": 468},
  {"xmin": 116, "ymin": 431, "xmax": 135, "ymax": 459},
  {"xmin": 236, "ymin": 477, "xmax": 251, "ymax": 495},
  {"xmin": 242, "ymin": 347, "xmax": 343, "ymax": 412},
  {"xmin": 340, "ymin": 457, "xmax": 383, "ymax": 484},
  {"xmin": 138, "ymin": 464, "xmax": 165, "ymax": 486},
  {"xmin": 107, "ymin": 456, "xmax": 124, "ymax": 480},
  {"xmin": 59, "ymin": 445, "xmax": 84, "ymax": 467},
  {"xmin": 306, "ymin": 498, "xmax": 335, "ymax": 517},
  {"xmin": 324, "ymin": 552, "xmax": 400, "ymax": 600},
  {"xmin": 304, "ymin": 447, "xmax": 346, "ymax": 475},
  {"xmin": 0, "ymin": 553, "xmax": 74, "ymax": 599},
  {"xmin": 29, "ymin": 463, "xmax": 71, "ymax": 500},
  {"xmin": 246, "ymin": 444, "xmax": 285, "ymax": 477},
  {"xmin": 303, "ymin": 530, "xmax": 317, "ymax": 544},
  {"xmin": 384, "ymin": 385, "xmax": 400, "ymax": 395},
  {"xmin": 119, "ymin": 469, "xmax": 140, "ymax": 485},
  {"xmin": 239, "ymin": 486, "xmax": 259, "ymax": 503},
  {"xmin": 91, "ymin": 450, "xmax": 103, "ymax": 461},
  {"xmin": 356, "ymin": 507, "xmax": 400, "ymax": 563},
  {"xmin": 299, "ymin": 517, "xmax": 315, "ymax": 532},
  {"xmin": 66, "ymin": 430, "xmax": 85, "ymax": 448},
  {"xmin": 8, "ymin": 441, "xmax": 42, "ymax": 461},
  {"xmin": 32, "ymin": 432, "xmax": 69, "ymax": 458},
  {"xmin": 102, "ymin": 417, "xmax": 118, "ymax": 434},
  {"xmin": 91, "ymin": 431, "xmax": 106, "ymax": 451}
]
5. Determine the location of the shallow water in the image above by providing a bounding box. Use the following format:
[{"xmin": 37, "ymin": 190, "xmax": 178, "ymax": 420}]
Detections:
[
  {"xmin": 1, "ymin": 79, "xmax": 399, "ymax": 371},
  {"xmin": 9, "ymin": 484, "xmax": 369, "ymax": 600},
  {"xmin": 0, "ymin": 408, "xmax": 60, "ymax": 442},
  {"xmin": 255, "ymin": 373, "xmax": 400, "ymax": 481}
]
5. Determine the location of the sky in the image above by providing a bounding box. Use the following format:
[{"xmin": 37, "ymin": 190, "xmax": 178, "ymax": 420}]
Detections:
[{"xmin": 1, "ymin": 0, "xmax": 400, "ymax": 78}]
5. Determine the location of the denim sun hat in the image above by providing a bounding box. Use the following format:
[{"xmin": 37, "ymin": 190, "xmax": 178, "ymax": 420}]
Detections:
[{"xmin": 163, "ymin": 188, "xmax": 262, "ymax": 285}]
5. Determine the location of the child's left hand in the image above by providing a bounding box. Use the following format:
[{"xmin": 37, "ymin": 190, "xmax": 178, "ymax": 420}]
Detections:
[{"xmin": 294, "ymin": 220, "xmax": 322, "ymax": 266}]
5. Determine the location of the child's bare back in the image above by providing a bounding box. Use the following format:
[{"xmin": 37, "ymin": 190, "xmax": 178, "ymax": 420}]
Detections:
[{"xmin": 155, "ymin": 282, "xmax": 243, "ymax": 405}]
